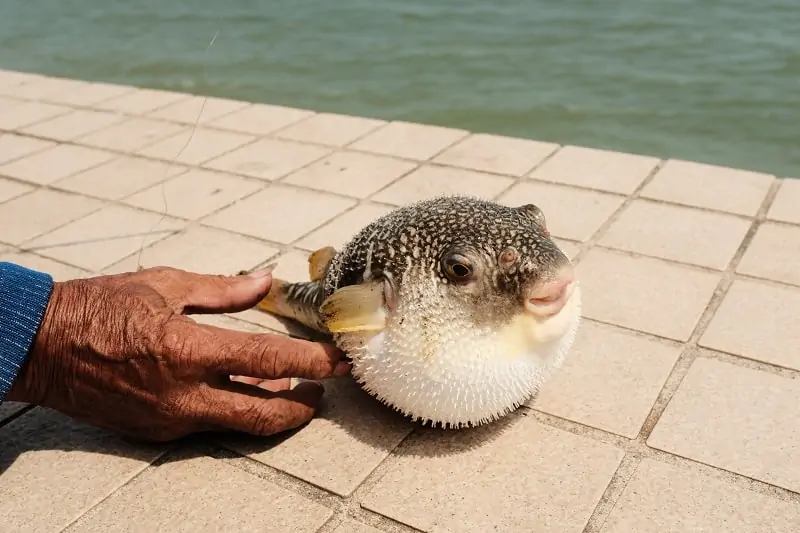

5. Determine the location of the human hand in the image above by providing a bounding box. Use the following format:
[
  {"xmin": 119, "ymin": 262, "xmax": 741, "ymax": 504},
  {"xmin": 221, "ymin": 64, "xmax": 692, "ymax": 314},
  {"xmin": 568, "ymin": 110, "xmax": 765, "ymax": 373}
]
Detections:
[{"xmin": 7, "ymin": 266, "xmax": 349, "ymax": 442}]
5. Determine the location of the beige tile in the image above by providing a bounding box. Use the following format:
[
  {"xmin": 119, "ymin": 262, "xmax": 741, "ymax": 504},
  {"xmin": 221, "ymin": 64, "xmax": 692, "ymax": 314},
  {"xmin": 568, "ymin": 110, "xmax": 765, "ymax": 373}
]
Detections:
[
  {"xmin": 601, "ymin": 458, "xmax": 800, "ymax": 533},
  {"xmin": 136, "ymin": 127, "xmax": 256, "ymax": 166},
  {"xmin": 208, "ymin": 102, "xmax": 313, "ymax": 135},
  {"xmin": 350, "ymin": 121, "xmax": 469, "ymax": 160},
  {"xmin": 700, "ymin": 279, "xmax": 800, "ymax": 371},
  {"xmin": 222, "ymin": 377, "xmax": 413, "ymax": 497},
  {"xmin": 737, "ymin": 222, "xmax": 800, "ymax": 286},
  {"xmin": 75, "ymin": 116, "xmax": 186, "ymax": 152},
  {"xmin": 332, "ymin": 519, "xmax": 383, "ymax": 533},
  {"xmin": 20, "ymin": 109, "xmax": 126, "ymax": 141},
  {"xmin": 67, "ymin": 453, "xmax": 332, "ymax": 533},
  {"xmin": 362, "ymin": 414, "xmax": 624, "ymax": 533},
  {"xmin": 0, "ymin": 251, "xmax": 90, "ymax": 281},
  {"xmin": 26, "ymin": 204, "xmax": 185, "ymax": 272},
  {"xmin": 105, "ymin": 226, "xmax": 279, "ymax": 276},
  {"xmin": 0, "ymin": 408, "xmax": 164, "ymax": 533},
  {"xmin": 295, "ymin": 203, "xmax": 395, "ymax": 252},
  {"xmin": 0, "ymin": 401, "xmax": 26, "ymax": 421},
  {"xmin": 598, "ymin": 200, "xmax": 751, "ymax": 270},
  {"xmin": 768, "ymin": 179, "xmax": 800, "ymax": 225},
  {"xmin": 648, "ymin": 357, "xmax": 800, "ymax": 492},
  {"xmin": 0, "ymin": 95, "xmax": 23, "ymax": 111},
  {"xmin": 0, "ymin": 101, "xmax": 73, "ymax": 130},
  {"xmin": 532, "ymin": 321, "xmax": 681, "ymax": 439},
  {"xmin": 203, "ymin": 138, "xmax": 332, "ymax": 181},
  {"xmin": 54, "ymin": 155, "xmax": 186, "ymax": 200},
  {"xmin": 0, "ymin": 189, "xmax": 103, "ymax": 245},
  {"xmin": 498, "ymin": 181, "xmax": 625, "ymax": 242},
  {"xmin": 554, "ymin": 238, "xmax": 580, "ymax": 260},
  {"xmin": 241, "ymin": 248, "xmax": 310, "ymax": 282},
  {"xmin": 372, "ymin": 165, "xmax": 513, "ymax": 206},
  {"xmin": 145, "ymin": 95, "xmax": 250, "ymax": 124},
  {"xmin": 283, "ymin": 151, "xmax": 416, "ymax": 198},
  {"xmin": 275, "ymin": 112, "xmax": 386, "ymax": 147},
  {"xmin": 641, "ymin": 159, "xmax": 774, "ymax": 216},
  {"xmin": 434, "ymin": 133, "xmax": 558, "ymax": 176},
  {"xmin": 0, "ymin": 70, "xmax": 45, "ymax": 89},
  {"xmin": 93, "ymin": 88, "xmax": 191, "ymax": 115},
  {"xmin": 0, "ymin": 143, "xmax": 115, "ymax": 185},
  {"xmin": 43, "ymin": 81, "xmax": 136, "ymax": 108},
  {"xmin": 204, "ymin": 185, "xmax": 356, "ymax": 244},
  {"xmin": 530, "ymin": 145, "xmax": 659, "ymax": 195},
  {"xmin": 1, "ymin": 75, "xmax": 84, "ymax": 100},
  {"xmin": 0, "ymin": 177, "xmax": 33, "ymax": 204},
  {"xmin": 577, "ymin": 249, "xmax": 720, "ymax": 341},
  {"xmin": 0, "ymin": 132, "xmax": 56, "ymax": 164},
  {"xmin": 123, "ymin": 168, "xmax": 263, "ymax": 220}
]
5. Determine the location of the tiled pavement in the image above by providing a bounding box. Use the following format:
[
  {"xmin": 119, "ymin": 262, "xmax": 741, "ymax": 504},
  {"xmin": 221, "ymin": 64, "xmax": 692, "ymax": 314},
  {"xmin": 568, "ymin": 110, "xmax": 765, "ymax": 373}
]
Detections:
[{"xmin": 0, "ymin": 69, "xmax": 799, "ymax": 532}]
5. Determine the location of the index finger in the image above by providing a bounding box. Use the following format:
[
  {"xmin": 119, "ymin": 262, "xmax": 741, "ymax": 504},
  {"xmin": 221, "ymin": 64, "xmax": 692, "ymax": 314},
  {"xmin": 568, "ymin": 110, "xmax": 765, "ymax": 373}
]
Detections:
[{"xmin": 186, "ymin": 322, "xmax": 350, "ymax": 380}]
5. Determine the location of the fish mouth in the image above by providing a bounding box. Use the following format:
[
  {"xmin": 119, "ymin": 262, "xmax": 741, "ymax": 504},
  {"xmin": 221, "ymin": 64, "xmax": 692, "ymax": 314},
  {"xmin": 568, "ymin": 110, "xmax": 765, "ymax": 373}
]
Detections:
[{"xmin": 523, "ymin": 265, "xmax": 576, "ymax": 318}]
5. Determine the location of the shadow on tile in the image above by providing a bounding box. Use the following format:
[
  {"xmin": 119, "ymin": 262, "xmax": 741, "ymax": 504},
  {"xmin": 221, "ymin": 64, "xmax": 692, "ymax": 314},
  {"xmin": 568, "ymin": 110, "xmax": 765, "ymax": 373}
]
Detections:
[
  {"xmin": 400, "ymin": 407, "xmax": 526, "ymax": 458},
  {"xmin": 0, "ymin": 406, "xmax": 166, "ymax": 475},
  {"xmin": 220, "ymin": 374, "xmax": 522, "ymax": 459}
]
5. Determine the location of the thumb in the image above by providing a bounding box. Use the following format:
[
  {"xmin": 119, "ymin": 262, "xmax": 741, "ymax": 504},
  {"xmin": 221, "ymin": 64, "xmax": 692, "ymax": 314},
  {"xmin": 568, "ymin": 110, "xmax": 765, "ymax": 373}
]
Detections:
[{"xmin": 179, "ymin": 265, "xmax": 275, "ymax": 314}]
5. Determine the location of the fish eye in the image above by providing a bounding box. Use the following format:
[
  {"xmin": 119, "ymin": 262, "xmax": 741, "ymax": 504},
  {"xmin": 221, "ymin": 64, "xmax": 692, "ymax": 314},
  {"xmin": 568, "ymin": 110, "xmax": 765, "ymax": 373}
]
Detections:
[{"xmin": 443, "ymin": 253, "xmax": 474, "ymax": 282}]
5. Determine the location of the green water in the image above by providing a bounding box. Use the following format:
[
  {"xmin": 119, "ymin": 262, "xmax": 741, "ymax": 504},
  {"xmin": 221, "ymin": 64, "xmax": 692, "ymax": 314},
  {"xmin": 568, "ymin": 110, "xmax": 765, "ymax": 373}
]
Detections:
[{"xmin": 1, "ymin": 0, "xmax": 798, "ymax": 177}]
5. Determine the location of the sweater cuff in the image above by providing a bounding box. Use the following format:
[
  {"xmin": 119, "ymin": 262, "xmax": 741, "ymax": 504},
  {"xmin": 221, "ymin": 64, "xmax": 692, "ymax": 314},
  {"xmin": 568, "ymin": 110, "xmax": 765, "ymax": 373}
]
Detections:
[{"xmin": 0, "ymin": 262, "xmax": 54, "ymax": 403}]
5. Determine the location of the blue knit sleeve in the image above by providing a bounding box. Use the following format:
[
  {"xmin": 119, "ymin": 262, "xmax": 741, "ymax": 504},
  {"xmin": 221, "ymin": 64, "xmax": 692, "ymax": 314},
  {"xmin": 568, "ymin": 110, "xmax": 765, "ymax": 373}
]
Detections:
[{"xmin": 0, "ymin": 262, "xmax": 54, "ymax": 403}]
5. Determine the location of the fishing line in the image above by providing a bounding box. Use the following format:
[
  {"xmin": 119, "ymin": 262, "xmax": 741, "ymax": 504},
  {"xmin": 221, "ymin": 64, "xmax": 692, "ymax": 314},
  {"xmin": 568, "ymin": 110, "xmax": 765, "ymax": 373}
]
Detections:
[{"xmin": 134, "ymin": 28, "xmax": 220, "ymax": 271}]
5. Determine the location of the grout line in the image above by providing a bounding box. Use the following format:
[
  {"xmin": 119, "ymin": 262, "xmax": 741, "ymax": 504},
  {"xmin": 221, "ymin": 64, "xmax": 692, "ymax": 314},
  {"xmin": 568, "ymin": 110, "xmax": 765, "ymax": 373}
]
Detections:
[
  {"xmin": 58, "ymin": 444, "xmax": 176, "ymax": 533},
  {"xmin": 200, "ymin": 441, "xmax": 423, "ymax": 533},
  {"xmin": 489, "ymin": 143, "xmax": 564, "ymax": 202},
  {"xmin": 582, "ymin": 453, "xmax": 643, "ymax": 533},
  {"xmin": 0, "ymin": 403, "xmax": 36, "ymax": 428},
  {"xmin": 525, "ymin": 404, "xmax": 800, "ymax": 510},
  {"xmin": 3, "ymin": 125, "xmax": 797, "ymax": 226},
  {"xmin": 570, "ymin": 157, "xmax": 666, "ymax": 264},
  {"xmin": 636, "ymin": 176, "xmax": 783, "ymax": 439}
]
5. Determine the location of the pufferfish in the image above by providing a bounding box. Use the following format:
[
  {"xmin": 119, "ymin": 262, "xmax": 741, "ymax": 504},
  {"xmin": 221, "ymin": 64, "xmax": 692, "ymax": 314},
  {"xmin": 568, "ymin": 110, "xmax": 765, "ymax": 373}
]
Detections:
[{"xmin": 253, "ymin": 195, "xmax": 581, "ymax": 428}]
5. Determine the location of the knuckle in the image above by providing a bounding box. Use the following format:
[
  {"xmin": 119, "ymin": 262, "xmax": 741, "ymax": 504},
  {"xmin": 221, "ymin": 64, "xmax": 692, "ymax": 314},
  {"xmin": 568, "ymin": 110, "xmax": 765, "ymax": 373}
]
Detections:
[
  {"xmin": 247, "ymin": 404, "xmax": 296, "ymax": 436},
  {"xmin": 156, "ymin": 317, "xmax": 192, "ymax": 361},
  {"xmin": 206, "ymin": 274, "xmax": 239, "ymax": 294}
]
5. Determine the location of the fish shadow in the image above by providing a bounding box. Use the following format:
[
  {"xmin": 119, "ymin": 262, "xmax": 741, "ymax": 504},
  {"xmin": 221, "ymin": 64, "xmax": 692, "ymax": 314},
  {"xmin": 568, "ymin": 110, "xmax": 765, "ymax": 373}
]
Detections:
[{"xmin": 216, "ymin": 374, "xmax": 525, "ymax": 461}]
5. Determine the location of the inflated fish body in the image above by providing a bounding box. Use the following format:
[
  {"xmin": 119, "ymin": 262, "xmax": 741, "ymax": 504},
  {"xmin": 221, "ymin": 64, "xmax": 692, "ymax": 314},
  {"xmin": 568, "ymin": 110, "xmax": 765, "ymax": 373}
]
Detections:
[{"xmin": 256, "ymin": 196, "xmax": 581, "ymax": 428}]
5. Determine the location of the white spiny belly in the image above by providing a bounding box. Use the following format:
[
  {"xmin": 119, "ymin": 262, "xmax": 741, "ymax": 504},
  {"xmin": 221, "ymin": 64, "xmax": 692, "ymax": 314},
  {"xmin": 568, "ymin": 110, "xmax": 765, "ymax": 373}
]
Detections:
[{"xmin": 335, "ymin": 286, "xmax": 581, "ymax": 428}]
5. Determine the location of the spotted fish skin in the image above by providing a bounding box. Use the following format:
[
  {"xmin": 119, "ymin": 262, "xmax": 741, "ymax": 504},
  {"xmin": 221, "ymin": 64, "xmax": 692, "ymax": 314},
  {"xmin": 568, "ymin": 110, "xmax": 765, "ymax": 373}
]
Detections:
[{"xmin": 323, "ymin": 196, "xmax": 569, "ymax": 313}]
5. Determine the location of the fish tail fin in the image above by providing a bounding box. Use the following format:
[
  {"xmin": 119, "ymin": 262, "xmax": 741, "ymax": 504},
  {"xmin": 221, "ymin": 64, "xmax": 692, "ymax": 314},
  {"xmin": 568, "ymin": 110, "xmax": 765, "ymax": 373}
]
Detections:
[{"xmin": 256, "ymin": 278, "xmax": 328, "ymax": 333}]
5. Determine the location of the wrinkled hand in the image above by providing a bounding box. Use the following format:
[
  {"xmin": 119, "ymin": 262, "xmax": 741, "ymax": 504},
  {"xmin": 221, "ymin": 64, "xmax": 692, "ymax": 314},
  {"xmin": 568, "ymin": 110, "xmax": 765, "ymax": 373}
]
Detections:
[{"xmin": 7, "ymin": 266, "xmax": 349, "ymax": 442}]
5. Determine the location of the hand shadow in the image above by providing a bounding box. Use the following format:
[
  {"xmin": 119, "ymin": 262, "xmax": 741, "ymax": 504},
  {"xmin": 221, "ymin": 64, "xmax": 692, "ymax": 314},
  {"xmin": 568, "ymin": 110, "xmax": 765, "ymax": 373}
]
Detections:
[{"xmin": 0, "ymin": 406, "xmax": 167, "ymax": 475}]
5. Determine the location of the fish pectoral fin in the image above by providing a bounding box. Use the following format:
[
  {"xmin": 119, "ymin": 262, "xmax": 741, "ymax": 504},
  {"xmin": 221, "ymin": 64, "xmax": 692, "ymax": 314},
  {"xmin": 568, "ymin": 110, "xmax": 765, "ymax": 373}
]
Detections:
[
  {"xmin": 308, "ymin": 246, "xmax": 337, "ymax": 282},
  {"xmin": 320, "ymin": 281, "xmax": 387, "ymax": 333}
]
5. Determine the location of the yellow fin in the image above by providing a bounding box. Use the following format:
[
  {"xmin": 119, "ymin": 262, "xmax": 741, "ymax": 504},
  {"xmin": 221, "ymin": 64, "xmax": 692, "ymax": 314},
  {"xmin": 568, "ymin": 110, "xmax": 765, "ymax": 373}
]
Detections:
[
  {"xmin": 320, "ymin": 281, "xmax": 387, "ymax": 333},
  {"xmin": 308, "ymin": 246, "xmax": 336, "ymax": 282},
  {"xmin": 256, "ymin": 278, "xmax": 287, "ymax": 315}
]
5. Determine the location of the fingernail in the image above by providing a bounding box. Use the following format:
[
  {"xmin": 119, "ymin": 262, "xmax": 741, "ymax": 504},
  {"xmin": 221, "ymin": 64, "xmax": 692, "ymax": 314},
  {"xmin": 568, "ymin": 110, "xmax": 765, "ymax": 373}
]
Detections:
[
  {"xmin": 334, "ymin": 361, "xmax": 352, "ymax": 376},
  {"xmin": 248, "ymin": 263, "xmax": 277, "ymax": 278}
]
